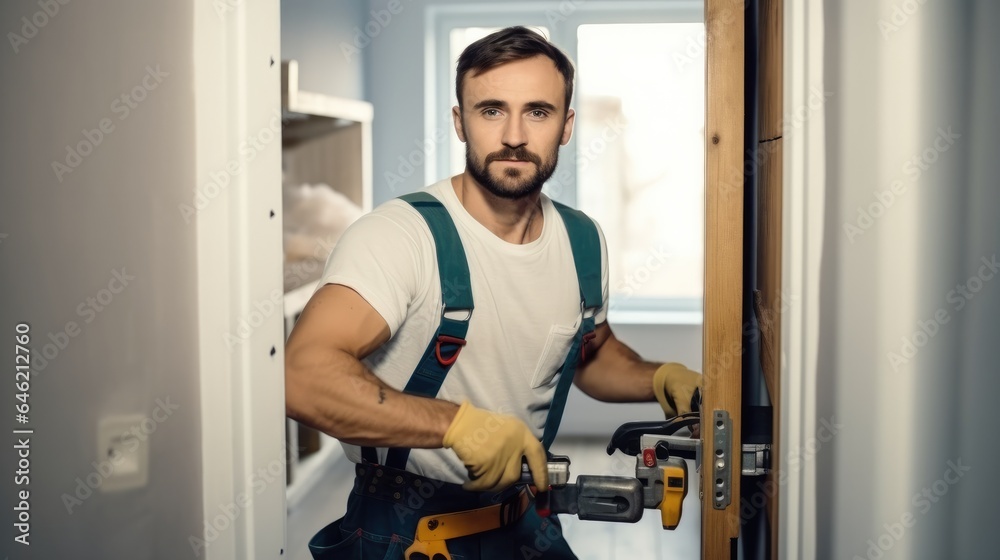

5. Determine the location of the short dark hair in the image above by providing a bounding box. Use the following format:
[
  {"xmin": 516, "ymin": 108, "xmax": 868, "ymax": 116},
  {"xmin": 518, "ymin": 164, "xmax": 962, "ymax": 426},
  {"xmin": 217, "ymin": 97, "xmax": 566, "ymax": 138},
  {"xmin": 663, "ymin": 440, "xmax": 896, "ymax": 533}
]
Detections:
[{"xmin": 456, "ymin": 26, "xmax": 575, "ymax": 113}]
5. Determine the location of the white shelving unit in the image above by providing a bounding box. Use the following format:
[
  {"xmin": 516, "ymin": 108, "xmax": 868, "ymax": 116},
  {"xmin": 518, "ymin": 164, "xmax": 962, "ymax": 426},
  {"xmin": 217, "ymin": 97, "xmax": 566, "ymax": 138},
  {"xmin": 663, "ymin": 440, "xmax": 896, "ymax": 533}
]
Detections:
[{"xmin": 281, "ymin": 59, "xmax": 373, "ymax": 512}]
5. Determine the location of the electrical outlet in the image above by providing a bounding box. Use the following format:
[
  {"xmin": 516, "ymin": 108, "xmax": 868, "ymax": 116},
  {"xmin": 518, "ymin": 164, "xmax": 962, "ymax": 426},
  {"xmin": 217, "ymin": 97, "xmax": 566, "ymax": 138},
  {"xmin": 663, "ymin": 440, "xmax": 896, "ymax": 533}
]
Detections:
[{"xmin": 96, "ymin": 415, "xmax": 149, "ymax": 493}]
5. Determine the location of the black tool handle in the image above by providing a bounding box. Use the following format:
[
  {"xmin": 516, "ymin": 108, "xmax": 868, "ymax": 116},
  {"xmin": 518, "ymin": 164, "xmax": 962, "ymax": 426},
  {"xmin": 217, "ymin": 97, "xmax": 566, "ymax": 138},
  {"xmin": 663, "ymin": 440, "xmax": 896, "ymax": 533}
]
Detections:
[{"xmin": 605, "ymin": 413, "xmax": 701, "ymax": 456}]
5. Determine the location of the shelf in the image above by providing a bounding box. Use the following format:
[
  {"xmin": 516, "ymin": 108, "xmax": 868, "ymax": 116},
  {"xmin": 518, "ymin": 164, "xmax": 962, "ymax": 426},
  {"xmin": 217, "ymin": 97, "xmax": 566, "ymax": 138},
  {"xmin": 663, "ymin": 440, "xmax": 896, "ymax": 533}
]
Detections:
[
  {"xmin": 281, "ymin": 59, "xmax": 373, "ymax": 505},
  {"xmin": 280, "ymin": 59, "xmax": 373, "ymax": 214},
  {"xmin": 281, "ymin": 60, "xmax": 373, "ymax": 146},
  {"xmin": 282, "ymin": 60, "xmax": 373, "ymax": 122}
]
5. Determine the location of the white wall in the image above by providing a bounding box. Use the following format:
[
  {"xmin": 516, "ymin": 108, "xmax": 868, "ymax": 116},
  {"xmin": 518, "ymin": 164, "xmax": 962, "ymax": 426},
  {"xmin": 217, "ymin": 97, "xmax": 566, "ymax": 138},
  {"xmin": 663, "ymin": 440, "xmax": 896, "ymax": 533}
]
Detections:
[
  {"xmin": 0, "ymin": 1, "xmax": 202, "ymax": 558},
  {"xmin": 816, "ymin": 1, "xmax": 998, "ymax": 558},
  {"xmin": 0, "ymin": 2, "xmax": 286, "ymax": 558}
]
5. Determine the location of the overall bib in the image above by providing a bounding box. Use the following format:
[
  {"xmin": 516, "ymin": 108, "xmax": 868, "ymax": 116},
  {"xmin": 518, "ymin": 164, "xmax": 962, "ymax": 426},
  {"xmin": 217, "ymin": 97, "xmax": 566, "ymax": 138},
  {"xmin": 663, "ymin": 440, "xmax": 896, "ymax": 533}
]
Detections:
[{"xmin": 308, "ymin": 192, "xmax": 602, "ymax": 560}]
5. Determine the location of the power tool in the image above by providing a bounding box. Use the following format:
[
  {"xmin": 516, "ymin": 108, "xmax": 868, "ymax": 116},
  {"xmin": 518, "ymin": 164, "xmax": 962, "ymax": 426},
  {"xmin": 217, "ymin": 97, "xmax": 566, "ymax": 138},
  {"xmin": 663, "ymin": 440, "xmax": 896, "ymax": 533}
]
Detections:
[{"xmin": 520, "ymin": 390, "xmax": 702, "ymax": 530}]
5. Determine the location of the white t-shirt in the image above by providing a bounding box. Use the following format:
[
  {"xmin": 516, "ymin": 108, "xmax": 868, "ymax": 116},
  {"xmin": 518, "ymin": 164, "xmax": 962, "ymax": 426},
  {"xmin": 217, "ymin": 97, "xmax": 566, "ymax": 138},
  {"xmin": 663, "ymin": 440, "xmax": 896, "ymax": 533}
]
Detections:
[{"xmin": 317, "ymin": 178, "xmax": 609, "ymax": 483}]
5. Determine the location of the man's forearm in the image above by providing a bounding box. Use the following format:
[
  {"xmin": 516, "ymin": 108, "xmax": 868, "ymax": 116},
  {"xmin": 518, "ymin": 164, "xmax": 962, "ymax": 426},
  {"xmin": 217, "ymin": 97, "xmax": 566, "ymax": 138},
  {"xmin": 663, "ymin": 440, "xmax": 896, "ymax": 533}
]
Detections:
[
  {"xmin": 286, "ymin": 346, "xmax": 460, "ymax": 448},
  {"xmin": 573, "ymin": 332, "xmax": 660, "ymax": 402}
]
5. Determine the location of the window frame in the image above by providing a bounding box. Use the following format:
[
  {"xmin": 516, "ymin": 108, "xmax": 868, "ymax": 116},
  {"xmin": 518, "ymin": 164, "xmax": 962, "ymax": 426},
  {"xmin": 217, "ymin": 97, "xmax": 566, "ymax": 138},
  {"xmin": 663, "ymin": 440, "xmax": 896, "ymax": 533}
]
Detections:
[{"xmin": 427, "ymin": 1, "xmax": 705, "ymax": 322}]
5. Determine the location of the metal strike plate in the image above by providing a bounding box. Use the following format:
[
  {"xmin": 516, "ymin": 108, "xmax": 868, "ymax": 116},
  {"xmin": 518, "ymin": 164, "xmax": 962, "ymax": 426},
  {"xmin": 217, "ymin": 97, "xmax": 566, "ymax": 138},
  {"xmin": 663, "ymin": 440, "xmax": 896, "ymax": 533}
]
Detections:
[
  {"xmin": 712, "ymin": 410, "xmax": 732, "ymax": 510},
  {"xmin": 741, "ymin": 444, "xmax": 771, "ymax": 476}
]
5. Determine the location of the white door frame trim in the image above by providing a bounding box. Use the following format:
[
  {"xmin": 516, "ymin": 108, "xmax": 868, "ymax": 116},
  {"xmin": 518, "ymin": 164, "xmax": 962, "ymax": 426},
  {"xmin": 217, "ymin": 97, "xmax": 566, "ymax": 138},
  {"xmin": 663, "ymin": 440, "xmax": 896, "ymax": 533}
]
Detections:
[
  {"xmin": 779, "ymin": 1, "xmax": 825, "ymax": 558},
  {"xmin": 194, "ymin": 2, "xmax": 285, "ymax": 558}
]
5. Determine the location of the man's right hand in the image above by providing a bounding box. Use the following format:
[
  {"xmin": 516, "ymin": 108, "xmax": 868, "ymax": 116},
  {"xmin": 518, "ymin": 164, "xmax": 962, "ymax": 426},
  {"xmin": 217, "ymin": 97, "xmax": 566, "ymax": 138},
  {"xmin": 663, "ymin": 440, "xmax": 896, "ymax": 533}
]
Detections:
[{"xmin": 442, "ymin": 401, "xmax": 549, "ymax": 493}]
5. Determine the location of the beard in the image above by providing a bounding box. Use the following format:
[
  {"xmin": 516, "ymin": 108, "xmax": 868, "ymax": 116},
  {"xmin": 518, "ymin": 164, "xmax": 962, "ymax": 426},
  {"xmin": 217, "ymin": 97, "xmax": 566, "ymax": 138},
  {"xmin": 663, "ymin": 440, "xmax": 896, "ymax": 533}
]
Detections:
[{"xmin": 465, "ymin": 142, "xmax": 559, "ymax": 200}]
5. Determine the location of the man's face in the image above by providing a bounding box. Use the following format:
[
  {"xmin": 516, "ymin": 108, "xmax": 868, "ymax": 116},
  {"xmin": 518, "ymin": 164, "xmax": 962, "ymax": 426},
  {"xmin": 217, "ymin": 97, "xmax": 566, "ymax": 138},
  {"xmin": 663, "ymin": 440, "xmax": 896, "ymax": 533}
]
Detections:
[{"xmin": 454, "ymin": 55, "xmax": 575, "ymax": 200}]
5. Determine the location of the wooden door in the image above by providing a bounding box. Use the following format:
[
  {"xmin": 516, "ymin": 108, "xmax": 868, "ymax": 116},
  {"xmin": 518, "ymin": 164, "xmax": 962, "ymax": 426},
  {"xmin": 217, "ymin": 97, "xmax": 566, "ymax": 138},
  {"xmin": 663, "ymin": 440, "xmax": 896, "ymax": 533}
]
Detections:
[
  {"xmin": 702, "ymin": 0, "xmax": 784, "ymax": 558},
  {"xmin": 702, "ymin": 0, "xmax": 745, "ymax": 556}
]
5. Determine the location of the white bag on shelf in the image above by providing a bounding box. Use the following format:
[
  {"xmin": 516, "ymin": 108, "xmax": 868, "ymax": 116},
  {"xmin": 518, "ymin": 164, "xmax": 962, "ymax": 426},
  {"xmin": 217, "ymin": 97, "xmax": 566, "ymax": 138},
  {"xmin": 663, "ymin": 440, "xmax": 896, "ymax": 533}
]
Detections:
[{"xmin": 282, "ymin": 182, "xmax": 363, "ymax": 291}]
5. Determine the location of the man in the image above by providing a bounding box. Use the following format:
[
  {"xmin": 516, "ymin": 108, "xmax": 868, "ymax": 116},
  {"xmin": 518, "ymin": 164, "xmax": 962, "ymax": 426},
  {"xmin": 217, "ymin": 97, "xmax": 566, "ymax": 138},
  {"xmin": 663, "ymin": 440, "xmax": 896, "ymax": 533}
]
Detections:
[{"xmin": 285, "ymin": 26, "xmax": 702, "ymax": 560}]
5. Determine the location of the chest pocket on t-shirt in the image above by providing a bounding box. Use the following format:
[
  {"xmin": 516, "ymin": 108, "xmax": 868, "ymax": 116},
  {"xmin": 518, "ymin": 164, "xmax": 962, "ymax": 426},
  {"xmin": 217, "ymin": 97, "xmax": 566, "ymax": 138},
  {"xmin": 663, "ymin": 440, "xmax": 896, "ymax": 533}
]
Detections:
[{"xmin": 529, "ymin": 324, "xmax": 579, "ymax": 389}]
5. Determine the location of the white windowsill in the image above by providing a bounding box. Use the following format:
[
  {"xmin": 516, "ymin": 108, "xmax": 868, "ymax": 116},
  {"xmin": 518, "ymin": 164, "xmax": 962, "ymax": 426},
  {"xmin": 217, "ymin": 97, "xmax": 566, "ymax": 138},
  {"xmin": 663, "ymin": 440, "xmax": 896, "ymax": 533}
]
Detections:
[{"xmin": 607, "ymin": 309, "xmax": 704, "ymax": 326}]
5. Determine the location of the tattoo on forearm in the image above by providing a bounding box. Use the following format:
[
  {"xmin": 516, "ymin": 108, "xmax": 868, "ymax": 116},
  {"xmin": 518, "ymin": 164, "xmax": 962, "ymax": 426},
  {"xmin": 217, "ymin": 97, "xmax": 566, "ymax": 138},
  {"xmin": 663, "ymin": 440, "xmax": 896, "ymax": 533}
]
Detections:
[{"xmin": 378, "ymin": 387, "xmax": 386, "ymax": 404}]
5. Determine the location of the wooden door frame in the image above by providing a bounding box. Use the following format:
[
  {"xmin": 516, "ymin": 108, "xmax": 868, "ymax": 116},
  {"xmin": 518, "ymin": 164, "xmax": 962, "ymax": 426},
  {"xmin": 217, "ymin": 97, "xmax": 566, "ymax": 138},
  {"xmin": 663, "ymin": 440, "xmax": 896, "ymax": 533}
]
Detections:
[
  {"xmin": 702, "ymin": 1, "xmax": 796, "ymax": 558},
  {"xmin": 702, "ymin": 0, "xmax": 746, "ymax": 557}
]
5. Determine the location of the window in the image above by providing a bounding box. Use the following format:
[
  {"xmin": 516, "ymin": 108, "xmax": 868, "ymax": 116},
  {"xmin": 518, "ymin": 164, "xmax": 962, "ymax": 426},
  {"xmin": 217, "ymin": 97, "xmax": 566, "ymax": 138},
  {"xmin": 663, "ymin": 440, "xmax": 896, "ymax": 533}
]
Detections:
[
  {"xmin": 575, "ymin": 23, "xmax": 705, "ymax": 308},
  {"xmin": 433, "ymin": 5, "xmax": 704, "ymax": 320}
]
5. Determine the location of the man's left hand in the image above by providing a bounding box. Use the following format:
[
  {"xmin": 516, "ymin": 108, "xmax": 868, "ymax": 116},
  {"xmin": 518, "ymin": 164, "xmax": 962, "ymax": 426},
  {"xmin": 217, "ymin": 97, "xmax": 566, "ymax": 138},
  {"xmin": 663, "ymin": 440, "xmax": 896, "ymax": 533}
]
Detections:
[{"xmin": 653, "ymin": 363, "xmax": 702, "ymax": 418}]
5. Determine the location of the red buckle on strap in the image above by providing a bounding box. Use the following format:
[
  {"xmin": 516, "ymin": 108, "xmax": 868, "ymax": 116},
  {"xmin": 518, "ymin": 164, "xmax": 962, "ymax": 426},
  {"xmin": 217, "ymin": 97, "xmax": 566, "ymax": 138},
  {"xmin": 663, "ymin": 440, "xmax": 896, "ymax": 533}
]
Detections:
[
  {"xmin": 435, "ymin": 335, "xmax": 467, "ymax": 366},
  {"xmin": 580, "ymin": 331, "xmax": 597, "ymax": 363}
]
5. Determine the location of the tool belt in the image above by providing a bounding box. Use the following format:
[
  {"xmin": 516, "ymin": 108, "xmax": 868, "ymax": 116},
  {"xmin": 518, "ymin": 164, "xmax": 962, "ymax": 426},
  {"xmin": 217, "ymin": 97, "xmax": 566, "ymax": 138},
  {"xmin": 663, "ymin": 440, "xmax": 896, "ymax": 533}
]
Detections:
[
  {"xmin": 403, "ymin": 487, "xmax": 530, "ymax": 560},
  {"xmin": 352, "ymin": 463, "xmax": 532, "ymax": 560}
]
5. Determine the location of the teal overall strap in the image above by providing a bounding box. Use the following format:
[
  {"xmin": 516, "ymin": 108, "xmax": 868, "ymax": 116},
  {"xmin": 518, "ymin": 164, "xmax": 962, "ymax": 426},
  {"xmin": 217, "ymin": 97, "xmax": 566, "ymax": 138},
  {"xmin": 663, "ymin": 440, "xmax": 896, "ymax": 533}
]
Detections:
[
  {"xmin": 362, "ymin": 192, "xmax": 474, "ymax": 470},
  {"xmin": 541, "ymin": 202, "xmax": 603, "ymax": 450}
]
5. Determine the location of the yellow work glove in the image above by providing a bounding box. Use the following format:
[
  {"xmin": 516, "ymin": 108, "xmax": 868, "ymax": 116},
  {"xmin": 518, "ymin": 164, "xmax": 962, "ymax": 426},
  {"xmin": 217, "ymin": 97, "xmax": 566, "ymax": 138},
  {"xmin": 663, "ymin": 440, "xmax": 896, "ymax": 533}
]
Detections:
[
  {"xmin": 653, "ymin": 363, "xmax": 703, "ymax": 418},
  {"xmin": 442, "ymin": 401, "xmax": 549, "ymax": 493}
]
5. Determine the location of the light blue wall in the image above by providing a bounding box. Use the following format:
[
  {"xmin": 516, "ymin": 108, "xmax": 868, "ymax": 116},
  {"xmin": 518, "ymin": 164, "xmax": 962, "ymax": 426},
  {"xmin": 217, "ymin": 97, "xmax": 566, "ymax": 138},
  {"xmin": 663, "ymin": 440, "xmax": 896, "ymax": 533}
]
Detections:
[
  {"xmin": 366, "ymin": 0, "xmax": 445, "ymax": 205},
  {"xmin": 281, "ymin": 0, "xmax": 369, "ymax": 100}
]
